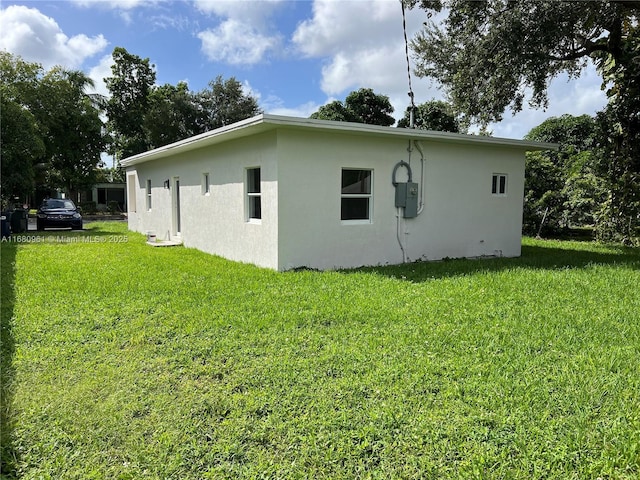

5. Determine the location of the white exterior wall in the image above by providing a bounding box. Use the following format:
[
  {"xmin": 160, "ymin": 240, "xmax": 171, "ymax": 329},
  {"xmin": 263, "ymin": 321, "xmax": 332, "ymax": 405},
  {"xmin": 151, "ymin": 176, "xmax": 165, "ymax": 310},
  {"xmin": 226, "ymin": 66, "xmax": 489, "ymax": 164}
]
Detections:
[
  {"xmin": 415, "ymin": 142, "xmax": 525, "ymax": 262},
  {"xmin": 126, "ymin": 132, "xmax": 280, "ymax": 270},
  {"xmin": 125, "ymin": 122, "xmax": 528, "ymax": 272},
  {"xmin": 276, "ymin": 131, "xmax": 406, "ymax": 270},
  {"xmin": 275, "ymin": 130, "xmax": 525, "ymax": 270}
]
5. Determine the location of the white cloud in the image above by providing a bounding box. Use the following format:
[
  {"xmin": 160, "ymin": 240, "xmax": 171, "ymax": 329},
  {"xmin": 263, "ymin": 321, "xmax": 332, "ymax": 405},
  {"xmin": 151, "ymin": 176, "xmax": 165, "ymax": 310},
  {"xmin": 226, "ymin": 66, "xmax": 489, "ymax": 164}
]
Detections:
[
  {"xmin": 240, "ymin": 79, "xmax": 260, "ymax": 101},
  {"xmin": 491, "ymin": 64, "xmax": 607, "ymax": 139},
  {"xmin": 292, "ymin": 0, "xmax": 441, "ymax": 120},
  {"xmin": 0, "ymin": 5, "xmax": 108, "ymax": 70},
  {"xmin": 260, "ymin": 93, "xmax": 321, "ymax": 118},
  {"xmin": 70, "ymin": 0, "xmax": 162, "ymax": 24},
  {"xmin": 294, "ymin": 0, "xmax": 405, "ymax": 58},
  {"xmin": 194, "ymin": 0, "xmax": 284, "ymax": 66},
  {"xmin": 293, "ymin": 0, "xmax": 607, "ymax": 137},
  {"xmin": 268, "ymin": 102, "xmax": 321, "ymax": 118},
  {"xmin": 197, "ymin": 19, "xmax": 280, "ymax": 65},
  {"xmin": 71, "ymin": 0, "xmax": 158, "ymax": 9},
  {"xmin": 86, "ymin": 54, "xmax": 114, "ymax": 97},
  {"xmin": 193, "ymin": 0, "xmax": 284, "ymax": 27},
  {"xmin": 320, "ymin": 47, "xmax": 406, "ymax": 96}
]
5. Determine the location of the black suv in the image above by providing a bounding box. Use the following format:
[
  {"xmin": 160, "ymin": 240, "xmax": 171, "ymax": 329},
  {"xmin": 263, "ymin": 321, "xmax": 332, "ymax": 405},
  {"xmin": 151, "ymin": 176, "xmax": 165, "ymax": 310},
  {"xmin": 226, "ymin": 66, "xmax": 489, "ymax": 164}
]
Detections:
[{"xmin": 37, "ymin": 199, "xmax": 83, "ymax": 231}]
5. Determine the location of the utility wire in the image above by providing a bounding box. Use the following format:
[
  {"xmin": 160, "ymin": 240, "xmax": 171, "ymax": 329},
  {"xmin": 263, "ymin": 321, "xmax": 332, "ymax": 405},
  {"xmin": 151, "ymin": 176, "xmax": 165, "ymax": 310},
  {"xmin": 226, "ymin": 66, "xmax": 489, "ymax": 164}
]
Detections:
[{"xmin": 400, "ymin": 0, "xmax": 416, "ymax": 127}]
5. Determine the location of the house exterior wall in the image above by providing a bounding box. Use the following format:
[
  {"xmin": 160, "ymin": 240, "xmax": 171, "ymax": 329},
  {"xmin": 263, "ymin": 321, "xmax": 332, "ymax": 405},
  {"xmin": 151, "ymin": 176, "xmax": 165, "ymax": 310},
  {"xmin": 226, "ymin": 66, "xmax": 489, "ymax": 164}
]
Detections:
[
  {"xmin": 276, "ymin": 130, "xmax": 407, "ymax": 270},
  {"xmin": 126, "ymin": 131, "xmax": 280, "ymax": 270},
  {"xmin": 125, "ymin": 123, "xmax": 528, "ymax": 272},
  {"xmin": 275, "ymin": 130, "xmax": 525, "ymax": 270},
  {"xmin": 415, "ymin": 142, "xmax": 525, "ymax": 262}
]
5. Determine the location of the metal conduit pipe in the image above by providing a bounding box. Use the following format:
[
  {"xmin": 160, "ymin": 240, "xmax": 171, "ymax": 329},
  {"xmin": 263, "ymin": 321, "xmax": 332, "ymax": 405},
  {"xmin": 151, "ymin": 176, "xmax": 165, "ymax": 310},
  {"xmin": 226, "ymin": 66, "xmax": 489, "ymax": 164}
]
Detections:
[{"xmin": 414, "ymin": 140, "xmax": 425, "ymax": 215}]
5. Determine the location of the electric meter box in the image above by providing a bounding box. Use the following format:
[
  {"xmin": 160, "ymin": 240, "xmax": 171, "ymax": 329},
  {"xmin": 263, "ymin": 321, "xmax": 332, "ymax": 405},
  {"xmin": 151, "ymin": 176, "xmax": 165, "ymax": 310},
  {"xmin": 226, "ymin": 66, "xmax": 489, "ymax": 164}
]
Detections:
[{"xmin": 395, "ymin": 182, "xmax": 418, "ymax": 218}]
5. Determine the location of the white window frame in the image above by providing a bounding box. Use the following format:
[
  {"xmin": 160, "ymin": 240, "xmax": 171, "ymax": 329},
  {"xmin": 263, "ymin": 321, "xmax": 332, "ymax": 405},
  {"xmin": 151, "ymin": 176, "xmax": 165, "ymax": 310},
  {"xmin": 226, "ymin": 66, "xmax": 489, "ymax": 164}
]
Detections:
[
  {"xmin": 146, "ymin": 179, "xmax": 152, "ymax": 211},
  {"xmin": 341, "ymin": 168, "xmax": 373, "ymax": 224},
  {"xmin": 492, "ymin": 173, "xmax": 507, "ymax": 196},
  {"xmin": 246, "ymin": 167, "xmax": 261, "ymax": 223},
  {"xmin": 202, "ymin": 172, "xmax": 210, "ymax": 196}
]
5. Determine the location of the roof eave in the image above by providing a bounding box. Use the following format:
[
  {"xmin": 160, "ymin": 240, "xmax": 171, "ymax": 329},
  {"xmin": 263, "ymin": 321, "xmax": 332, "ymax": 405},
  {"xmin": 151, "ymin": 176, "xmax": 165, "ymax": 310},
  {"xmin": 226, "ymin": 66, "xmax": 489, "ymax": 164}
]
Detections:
[
  {"xmin": 261, "ymin": 114, "xmax": 558, "ymax": 151},
  {"xmin": 121, "ymin": 114, "xmax": 270, "ymax": 167},
  {"xmin": 121, "ymin": 114, "xmax": 558, "ymax": 167}
]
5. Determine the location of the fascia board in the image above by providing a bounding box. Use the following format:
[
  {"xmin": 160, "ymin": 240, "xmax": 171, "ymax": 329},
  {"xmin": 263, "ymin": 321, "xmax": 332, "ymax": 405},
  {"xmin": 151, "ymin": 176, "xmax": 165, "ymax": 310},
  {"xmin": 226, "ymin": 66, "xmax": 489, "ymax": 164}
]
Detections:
[
  {"xmin": 121, "ymin": 114, "xmax": 558, "ymax": 167},
  {"xmin": 120, "ymin": 115, "xmax": 272, "ymax": 167},
  {"xmin": 260, "ymin": 114, "xmax": 558, "ymax": 151}
]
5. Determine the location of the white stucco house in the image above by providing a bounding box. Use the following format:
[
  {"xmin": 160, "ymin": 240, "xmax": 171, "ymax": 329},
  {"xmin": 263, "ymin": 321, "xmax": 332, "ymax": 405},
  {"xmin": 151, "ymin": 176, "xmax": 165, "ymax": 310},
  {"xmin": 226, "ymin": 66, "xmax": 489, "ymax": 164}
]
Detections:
[{"xmin": 122, "ymin": 114, "xmax": 556, "ymax": 271}]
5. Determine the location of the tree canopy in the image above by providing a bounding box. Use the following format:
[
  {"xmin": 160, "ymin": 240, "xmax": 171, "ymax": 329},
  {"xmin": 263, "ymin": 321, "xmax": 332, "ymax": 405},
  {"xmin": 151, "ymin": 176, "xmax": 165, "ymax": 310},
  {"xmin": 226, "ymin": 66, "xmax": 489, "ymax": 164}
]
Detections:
[
  {"xmin": 407, "ymin": 0, "xmax": 640, "ymax": 241},
  {"xmin": 33, "ymin": 67, "xmax": 106, "ymax": 197},
  {"xmin": 310, "ymin": 88, "xmax": 395, "ymax": 126},
  {"xmin": 1, "ymin": 53, "xmax": 105, "ymax": 205},
  {"xmin": 143, "ymin": 82, "xmax": 200, "ymax": 150},
  {"xmin": 106, "ymin": 48, "xmax": 262, "ymax": 155},
  {"xmin": 523, "ymin": 115, "xmax": 602, "ymax": 235},
  {"xmin": 1, "ymin": 48, "xmax": 263, "ymax": 204},
  {"xmin": 0, "ymin": 52, "xmax": 45, "ymax": 203},
  {"xmin": 397, "ymin": 100, "xmax": 461, "ymax": 132},
  {"xmin": 105, "ymin": 47, "xmax": 156, "ymax": 160},
  {"xmin": 408, "ymin": 0, "xmax": 639, "ymax": 126},
  {"xmin": 196, "ymin": 76, "xmax": 262, "ymax": 131}
]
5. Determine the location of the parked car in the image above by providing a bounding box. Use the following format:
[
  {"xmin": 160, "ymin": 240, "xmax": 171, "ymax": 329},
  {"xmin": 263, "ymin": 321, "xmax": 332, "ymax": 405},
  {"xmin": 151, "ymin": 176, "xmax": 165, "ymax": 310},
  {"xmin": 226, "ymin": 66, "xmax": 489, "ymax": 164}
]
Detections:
[{"xmin": 37, "ymin": 199, "xmax": 83, "ymax": 230}]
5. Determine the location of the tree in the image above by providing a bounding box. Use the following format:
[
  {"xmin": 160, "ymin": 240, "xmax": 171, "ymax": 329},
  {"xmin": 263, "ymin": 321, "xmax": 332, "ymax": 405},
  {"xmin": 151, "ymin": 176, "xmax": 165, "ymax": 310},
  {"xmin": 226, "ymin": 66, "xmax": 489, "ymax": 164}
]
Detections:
[
  {"xmin": 344, "ymin": 88, "xmax": 395, "ymax": 126},
  {"xmin": 593, "ymin": 26, "xmax": 640, "ymax": 243},
  {"xmin": 397, "ymin": 100, "xmax": 461, "ymax": 132},
  {"xmin": 310, "ymin": 100, "xmax": 359, "ymax": 122},
  {"xmin": 408, "ymin": 1, "xmax": 639, "ymax": 126},
  {"xmin": 523, "ymin": 115, "xmax": 603, "ymax": 235},
  {"xmin": 195, "ymin": 76, "xmax": 261, "ymax": 131},
  {"xmin": 1, "ymin": 53, "xmax": 105, "ymax": 204},
  {"xmin": 407, "ymin": 0, "xmax": 640, "ymax": 241},
  {"xmin": 0, "ymin": 53, "xmax": 45, "ymax": 204},
  {"xmin": 311, "ymin": 88, "xmax": 395, "ymax": 126},
  {"xmin": 31, "ymin": 67, "xmax": 106, "ymax": 200},
  {"xmin": 105, "ymin": 47, "xmax": 156, "ymax": 160},
  {"xmin": 0, "ymin": 96, "xmax": 45, "ymax": 204},
  {"xmin": 144, "ymin": 82, "xmax": 200, "ymax": 149}
]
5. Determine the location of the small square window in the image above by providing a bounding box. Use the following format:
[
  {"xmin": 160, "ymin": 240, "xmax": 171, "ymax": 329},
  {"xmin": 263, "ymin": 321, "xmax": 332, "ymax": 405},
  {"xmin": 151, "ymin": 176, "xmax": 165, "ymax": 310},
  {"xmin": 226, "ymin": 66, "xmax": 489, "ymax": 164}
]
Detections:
[
  {"xmin": 341, "ymin": 169, "xmax": 372, "ymax": 221},
  {"xmin": 492, "ymin": 174, "xmax": 507, "ymax": 196},
  {"xmin": 247, "ymin": 167, "xmax": 261, "ymax": 220}
]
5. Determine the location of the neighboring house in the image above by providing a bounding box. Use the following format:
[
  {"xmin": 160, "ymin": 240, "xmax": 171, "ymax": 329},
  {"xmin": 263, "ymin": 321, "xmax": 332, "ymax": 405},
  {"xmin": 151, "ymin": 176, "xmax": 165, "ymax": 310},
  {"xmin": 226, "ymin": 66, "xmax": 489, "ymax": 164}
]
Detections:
[
  {"xmin": 81, "ymin": 182, "xmax": 127, "ymax": 211},
  {"xmin": 122, "ymin": 114, "xmax": 556, "ymax": 271}
]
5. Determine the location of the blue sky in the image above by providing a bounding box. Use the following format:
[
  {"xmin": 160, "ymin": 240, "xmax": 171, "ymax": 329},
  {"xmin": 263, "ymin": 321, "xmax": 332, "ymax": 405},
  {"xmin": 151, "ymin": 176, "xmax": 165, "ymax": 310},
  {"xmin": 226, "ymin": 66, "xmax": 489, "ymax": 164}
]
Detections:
[{"xmin": 1, "ymin": 0, "xmax": 608, "ymax": 139}]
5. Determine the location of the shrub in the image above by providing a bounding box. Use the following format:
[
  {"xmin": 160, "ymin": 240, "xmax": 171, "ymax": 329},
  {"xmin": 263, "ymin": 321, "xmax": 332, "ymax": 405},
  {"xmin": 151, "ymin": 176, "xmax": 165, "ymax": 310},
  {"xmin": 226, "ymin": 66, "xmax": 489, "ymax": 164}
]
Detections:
[
  {"xmin": 79, "ymin": 201, "xmax": 97, "ymax": 214},
  {"xmin": 107, "ymin": 201, "xmax": 121, "ymax": 213}
]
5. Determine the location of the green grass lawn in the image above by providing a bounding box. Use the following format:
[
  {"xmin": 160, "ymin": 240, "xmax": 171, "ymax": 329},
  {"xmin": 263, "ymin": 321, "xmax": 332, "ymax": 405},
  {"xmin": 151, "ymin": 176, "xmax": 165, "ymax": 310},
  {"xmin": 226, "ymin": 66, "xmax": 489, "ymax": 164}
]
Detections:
[{"xmin": 1, "ymin": 222, "xmax": 639, "ymax": 479}]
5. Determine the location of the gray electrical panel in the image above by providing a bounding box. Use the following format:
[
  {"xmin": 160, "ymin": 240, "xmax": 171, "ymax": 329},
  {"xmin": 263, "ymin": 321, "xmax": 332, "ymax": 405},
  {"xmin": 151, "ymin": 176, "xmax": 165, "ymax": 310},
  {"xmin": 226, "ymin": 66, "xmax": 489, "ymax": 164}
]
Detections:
[{"xmin": 395, "ymin": 182, "xmax": 419, "ymax": 218}]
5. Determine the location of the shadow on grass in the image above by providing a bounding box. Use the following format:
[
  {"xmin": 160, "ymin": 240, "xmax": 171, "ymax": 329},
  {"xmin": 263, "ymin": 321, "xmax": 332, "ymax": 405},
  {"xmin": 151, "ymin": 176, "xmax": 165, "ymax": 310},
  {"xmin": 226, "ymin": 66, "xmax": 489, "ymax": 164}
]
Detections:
[
  {"xmin": 1, "ymin": 241, "xmax": 18, "ymax": 478},
  {"xmin": 353, "ymin": 242, "xmax": 640, "ymax": 283},
  {"xmin": 29, "ymin": 221, "xmax": 127, "ymax": 238}
]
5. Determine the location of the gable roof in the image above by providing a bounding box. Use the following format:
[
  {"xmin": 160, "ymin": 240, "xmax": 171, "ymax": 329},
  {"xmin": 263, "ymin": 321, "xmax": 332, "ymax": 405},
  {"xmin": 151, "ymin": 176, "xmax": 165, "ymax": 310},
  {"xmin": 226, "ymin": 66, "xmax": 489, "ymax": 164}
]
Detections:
[{"xmin": 121, "ymin": 114, "xmax": 558, "ymax": 167}]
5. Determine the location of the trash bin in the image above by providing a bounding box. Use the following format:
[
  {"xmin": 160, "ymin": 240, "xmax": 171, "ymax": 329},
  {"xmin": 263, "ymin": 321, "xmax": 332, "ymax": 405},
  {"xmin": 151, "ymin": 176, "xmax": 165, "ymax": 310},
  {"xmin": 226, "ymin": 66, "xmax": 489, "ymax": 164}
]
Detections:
[
  {"xmin": 1, "ymin": 212, "xmax": 10, "ymax": 239},
  {"xmin": 11, "ymin": 209, "xmax": 28, "ymax": 233}
]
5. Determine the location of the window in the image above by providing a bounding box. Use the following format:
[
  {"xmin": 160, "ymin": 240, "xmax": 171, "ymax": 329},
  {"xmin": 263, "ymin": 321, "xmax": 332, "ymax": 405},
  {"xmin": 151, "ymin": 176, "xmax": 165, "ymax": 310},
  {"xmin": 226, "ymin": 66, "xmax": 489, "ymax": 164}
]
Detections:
[
  {"xmin": 247, "ymin": 167, "xmax": 261, "ymax": 220},
  {"xmin": 202, "ymin": 172, "xmax": 210, "ymax": 195},
  {"xmin": 341, "ymin": 169, "xmax": 372, "ymax": 221},
  {"xmin": 146, "ymin": 179, "xmax": 152, "ymax": 210},
  {"xmin": 492, "ymin": 174, "xmax": 507, "ymax": 196}
]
